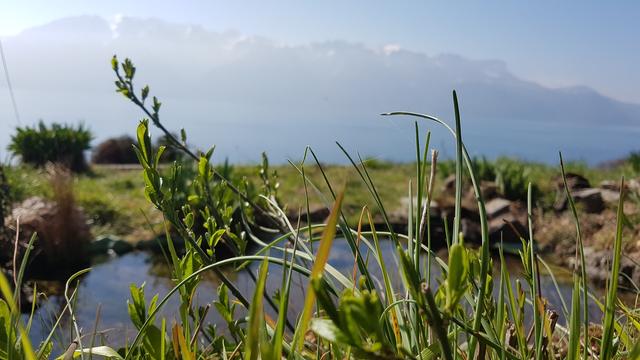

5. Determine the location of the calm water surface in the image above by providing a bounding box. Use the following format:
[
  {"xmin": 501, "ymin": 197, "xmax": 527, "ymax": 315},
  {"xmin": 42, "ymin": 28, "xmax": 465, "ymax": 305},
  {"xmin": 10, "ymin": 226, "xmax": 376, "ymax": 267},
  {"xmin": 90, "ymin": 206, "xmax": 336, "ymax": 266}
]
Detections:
[{"xmin": 26, "ymin": 239, "xmax": 604, "ymax": 351}]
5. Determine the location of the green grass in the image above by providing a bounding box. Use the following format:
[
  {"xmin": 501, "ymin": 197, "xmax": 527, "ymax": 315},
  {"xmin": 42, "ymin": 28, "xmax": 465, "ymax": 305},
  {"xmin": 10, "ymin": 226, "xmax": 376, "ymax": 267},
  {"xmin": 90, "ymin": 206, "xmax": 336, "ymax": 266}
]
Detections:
[
  {"xmin": 5, "ymin": 156, "xmax": 637, "ymax": 243},
  {"xmin": 5, "ymin": 165, "xmax": 163, "ymax": 242}
]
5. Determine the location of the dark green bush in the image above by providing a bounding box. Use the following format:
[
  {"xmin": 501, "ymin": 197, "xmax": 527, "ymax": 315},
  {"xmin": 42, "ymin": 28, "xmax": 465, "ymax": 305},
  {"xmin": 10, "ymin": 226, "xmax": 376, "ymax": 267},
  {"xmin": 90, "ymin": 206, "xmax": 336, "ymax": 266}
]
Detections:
[
  {"xmin": 0, "ymin": 166, "xmax": 9, "ymax": 235},
  {"xmin": 629, "ymin": 151, "xmax": 640, "ymax": 174},
  {"xmin": 494, "ymin": 158, "xmax": 537, "ymax": 202},
  {"xmin": 91, "ymin": 135, "xmax": 137, "ymax": 164},
  {"xmin": 8, "ymin": 121, "xmax": 92, "ymax": 172},
  {"xmin": 470, "ymin": 156, "xmax": 496, "ymax": 182}
]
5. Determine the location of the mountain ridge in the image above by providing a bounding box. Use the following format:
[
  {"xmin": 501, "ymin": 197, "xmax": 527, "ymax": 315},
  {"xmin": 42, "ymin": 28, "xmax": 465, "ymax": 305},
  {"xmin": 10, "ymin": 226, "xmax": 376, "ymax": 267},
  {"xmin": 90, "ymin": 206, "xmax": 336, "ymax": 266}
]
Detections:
[{"xmin": 0, "ymin": 16, "xmax": 638, "ymax": 163}]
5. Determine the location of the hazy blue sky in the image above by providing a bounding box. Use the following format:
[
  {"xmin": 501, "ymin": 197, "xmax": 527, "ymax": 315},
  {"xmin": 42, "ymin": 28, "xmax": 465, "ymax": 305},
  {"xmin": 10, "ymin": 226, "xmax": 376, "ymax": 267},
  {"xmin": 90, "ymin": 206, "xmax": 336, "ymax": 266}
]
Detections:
[
  {"xmin": 1, "ymin": 0, "xmax": 639, "ymax": 103},
  {"xmin": 0, "ymin": 2, "xmax": 639, "ymax": 164}
]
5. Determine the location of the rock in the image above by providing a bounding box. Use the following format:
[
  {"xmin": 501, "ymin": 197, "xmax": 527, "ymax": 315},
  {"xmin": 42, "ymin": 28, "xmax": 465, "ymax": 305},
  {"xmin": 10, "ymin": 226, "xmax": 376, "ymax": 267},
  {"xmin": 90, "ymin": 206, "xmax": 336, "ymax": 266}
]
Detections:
[
  {"xmin": 89, "ymin": 237, "xmax": 113, "ymax": 254},
  {"xmin": 463, "ymin": 181, "xmax": 499, "ymax": 205},
  {"xmin": 572, "ymin": 247, "xmax": 640, "ymax": 287},
  {"xmin": 285, "ymin": 206, "xmax": 330, "ymax": 223},
  {"xmin": 399, "ymin": 197, "xmax": 440, "ymax": 217},
  {"xmin": 485, "ymin": 198, "xmax": 512, "ymax": 219},
  {"xmin": 89, "ymin": 236, "xmax": 133, "ymax": 256},
  {"xmin": 599, "ymin": 180, "xmax": 621, "ymax": 191},
  {"xmin": 461, "ymin": 218, "xmax": 481, "ymax": 243},
  {"xmin": 135, "ymin": 233, "xmax": 196, "ymax": 254},
  {"xmin": 5, "ymin": 196, "xmax": 91, "ymax": 278},
  {"xmin": 480, "ymin": 181, "xmax": 499, "ymax": 201},
  {"xmin": 596, "ymin": 180, "xmax": 622, "ymax": 202},
  {"xmin": 442, "ymin": 175, "xmax": 456, "ymax": 193},
  {"xmin": 554, "ymin": 173, "xmax": 592, "ymax": 211},
  {"xmin": 572, "ymin": 188, "xmax": 605, "ymax": 213},
  {"xmin": 599, "ymin": 189, "xmax": 620, "ymax": 203},
  {"xmin": 386, "ymin": 210, "xmax": 409, "ymax": 227},
  {"xmin": 556, "ymin": 173, "xmax": 591, "ymax": 191},
  {"xmin": 628, "ymin": 179, "xmax": 640, "ymax": 194},
  {"xmin": 111, "ymin": 238, "xmax": 134, "ymax": 255},
  {"xmin": 489, "ymin": 213, "xmax": 526, "ymax": 243}
]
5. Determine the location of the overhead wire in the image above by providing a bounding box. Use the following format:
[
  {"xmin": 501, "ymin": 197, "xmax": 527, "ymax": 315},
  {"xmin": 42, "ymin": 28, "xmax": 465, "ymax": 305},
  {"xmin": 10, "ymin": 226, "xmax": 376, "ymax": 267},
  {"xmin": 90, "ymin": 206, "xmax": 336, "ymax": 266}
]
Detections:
[{"xmin": 0, "ymin": 38, "xmax": 20, "ymax": 125}]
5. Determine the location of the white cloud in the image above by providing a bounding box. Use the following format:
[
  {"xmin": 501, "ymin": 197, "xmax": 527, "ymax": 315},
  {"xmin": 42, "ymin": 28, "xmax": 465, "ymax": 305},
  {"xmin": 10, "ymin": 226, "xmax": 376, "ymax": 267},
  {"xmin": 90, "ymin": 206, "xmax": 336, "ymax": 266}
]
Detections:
[
  {"xmin": 382, "ymin": 43, "xmax": 401, "ymax": 55},
  {"xmin": 108, "ymin": 13, "xmax": 123, "ymax": 39}
]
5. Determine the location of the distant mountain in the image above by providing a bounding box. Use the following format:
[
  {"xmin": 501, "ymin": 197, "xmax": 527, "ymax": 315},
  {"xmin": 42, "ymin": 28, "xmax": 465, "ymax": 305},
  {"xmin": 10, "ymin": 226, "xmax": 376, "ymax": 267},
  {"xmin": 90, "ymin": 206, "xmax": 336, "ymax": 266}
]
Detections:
[{"xmin": 1, "ymin": 16, "xmax": 638, "ymax": 163}]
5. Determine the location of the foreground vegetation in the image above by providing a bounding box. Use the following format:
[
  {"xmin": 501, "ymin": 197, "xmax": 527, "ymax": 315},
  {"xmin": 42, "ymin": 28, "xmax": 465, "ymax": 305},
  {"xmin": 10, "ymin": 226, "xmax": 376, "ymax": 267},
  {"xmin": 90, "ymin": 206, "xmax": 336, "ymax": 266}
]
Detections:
[{"xmin": 0, "ymin": 57, "xmax": 639, "ymax": 359}]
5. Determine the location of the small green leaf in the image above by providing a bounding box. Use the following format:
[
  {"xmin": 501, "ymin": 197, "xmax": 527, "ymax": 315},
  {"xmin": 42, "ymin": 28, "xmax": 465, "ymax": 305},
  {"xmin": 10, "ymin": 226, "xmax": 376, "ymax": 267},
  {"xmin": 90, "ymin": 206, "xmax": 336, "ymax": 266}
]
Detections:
[
  {"xmin": 310, "ymin": 318, "xmax": 353, "ymax": 345},
  {"xmin": 141, "ymin": 85, "xmax": 149, "ymax": 101},
  {"xmin": 446, "ymin": 243, "xmax": 468, "ymax": 312},
  {"xmin": 153, "ymin": 96, "xmax": 162, "ymax": 113},
  {"xmin": 245, "ymin": 258, "xmax": 269, "ymax": 360},
  {"xmin": 180, "ymin": 128, "xmax": 187, "ymax": 144},
  {"xmin": 198, "ymin": 156, "xmax": 209, "ymax": 181},
  {"xmin": 111, "ymin": 55, "xmax": 118, "ymax": 71}
]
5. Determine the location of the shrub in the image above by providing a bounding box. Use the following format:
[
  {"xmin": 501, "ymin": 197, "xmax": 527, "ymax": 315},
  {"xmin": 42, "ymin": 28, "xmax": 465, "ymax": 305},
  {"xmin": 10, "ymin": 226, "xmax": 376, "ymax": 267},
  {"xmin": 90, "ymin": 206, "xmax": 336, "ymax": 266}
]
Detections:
[
  {"xmin": 91, "ymin": 135, "xmax": 137, "ymax": 164},
  {"xmin": 0, "ymin": 166, "xmax": 9, "ymax": 238},
  {"xmin": 8, "ymin": 121, "xmax": 92, "ymax": 172},
  {"xmin": 494, "ymin": 158, "xmax": 537, "ymax": 202},
  {"xmin": 471, "ymin": 156, "xmax": 496, "ymax": 182},
  {"xmin": 629, "ymin": 151, "xmax": 640, "ymax": 174}
]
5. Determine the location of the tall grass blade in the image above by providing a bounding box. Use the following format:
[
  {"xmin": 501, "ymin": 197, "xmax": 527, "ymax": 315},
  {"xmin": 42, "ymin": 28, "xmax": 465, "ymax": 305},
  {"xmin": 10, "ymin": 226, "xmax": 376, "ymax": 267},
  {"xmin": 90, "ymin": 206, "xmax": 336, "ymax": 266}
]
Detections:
[
  {"xmin": 528, "ymin": 183, "xmax": 543, "ymax": 360},
  {"xmin": 452, "ymin": 91, "xmax": 463, "ymax": 246},
  {"xmin": 600, "ymin": 177, "xmax": 625, "ymax": 360},
  {"xmin": 567, "ymin": 274, "xmax": 581, "ymax": 360},
  {"xmin": 423, "ymin": 287, "xmax": 453, "ymax": 360},
  {"xmin": 245, "ymin": 258, "xmax": 269, "ymax": 360},
  {"xmin": 366, "ymin": 210, "xmax": 405, "ymax": 349},
  {"xmin": 307, "ymin": 148, "xmax": 375, "ymax": 291},
  {"xmin": 271, "ymin": 223, "xmax": 300, "ymax": 359},
  {"xmin": 383, "ymin": 92, "xmax": 493, "ymax": 356},
  {"xmin": 559, "ymin": 153, "xmax": 589, "ymax": 358},
  {"xmin": 0, "ymin": 267, "xmax": 36, "ymax": 360},
  {"xmin": 291, "ymin": 191, "xmax": 344, "ymax": 352}
]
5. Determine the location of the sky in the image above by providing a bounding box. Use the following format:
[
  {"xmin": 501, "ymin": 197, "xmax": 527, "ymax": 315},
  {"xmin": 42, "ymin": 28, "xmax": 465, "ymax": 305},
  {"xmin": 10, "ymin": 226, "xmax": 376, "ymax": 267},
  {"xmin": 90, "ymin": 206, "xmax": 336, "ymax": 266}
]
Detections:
[
  {"xmin": 1, "ymin": 0, "xmax": 638, "ymax": 103},
  {"xmin": 0, "ymin": 1, "xmax": 639, "ymax": 164}
]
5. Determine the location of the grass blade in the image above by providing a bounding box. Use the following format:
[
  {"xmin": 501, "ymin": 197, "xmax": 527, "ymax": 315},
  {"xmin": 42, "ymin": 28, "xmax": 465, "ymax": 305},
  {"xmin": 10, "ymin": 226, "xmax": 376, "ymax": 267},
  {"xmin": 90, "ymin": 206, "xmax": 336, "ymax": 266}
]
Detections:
[
  {"xmin": 245, "ymin": 258, "xmax": 269, "ymax": 360},
  {"xmin": 291, "ymin": 191, "xmax": 344, "ymax": 352},
  {"xmin": 559, "ymin": 153, "xmax": 590, "ymax": 358},
  {"xmin": 600, "ymin": 177, "xmax": 625, "ymax": 359}
]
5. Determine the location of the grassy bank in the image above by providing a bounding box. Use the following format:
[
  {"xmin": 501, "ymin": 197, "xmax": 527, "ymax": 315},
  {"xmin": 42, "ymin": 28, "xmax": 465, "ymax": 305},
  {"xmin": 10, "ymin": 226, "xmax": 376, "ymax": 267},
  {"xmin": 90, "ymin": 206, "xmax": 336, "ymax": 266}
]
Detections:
[{"xmin": 5, "ymin": 157, "xmax": 639, "ymax": 242}]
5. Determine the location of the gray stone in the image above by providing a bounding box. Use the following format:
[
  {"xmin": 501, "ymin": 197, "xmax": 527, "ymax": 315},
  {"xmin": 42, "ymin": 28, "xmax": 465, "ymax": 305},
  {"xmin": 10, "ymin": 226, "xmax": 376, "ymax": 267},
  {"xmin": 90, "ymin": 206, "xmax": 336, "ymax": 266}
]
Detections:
[
  {"xmin": 554, "ymin": 173, "xmax": 592, "ymax": 211},
  {"xmin": 599, "ymin": 189, "xmax": 620, "ymax": 203},
  {"xmin": 599, "ymin": 180, "xmax": 620, "ymax": 191},
  {"xmin": 485, "ymin": 198, "xmax": 511, "ymax": 219},
  {"xmin": 489, "ymin": 212, "xmax": 526, "ymax": 243},
  {"xmin": 572, "ymin": 188, "xmax": 605, "ymax": 213},
  {"xmin": 286, "ymin": 206, "xmax": 329, "ymax": 223},
  {"xmin": 399, "ymin": 197, "xmax": 439, "ymax": 213},
  {"xmin": 556, "ymin": 173, "xmax": 591, "ymax": 191},
  {"xmin": 89, "ymin": 236, "xmax": 134, "ymax": 255},
  {"xmin": 628, "ymin": 179, "xmax": 640, "ymax": 194},
  {"xmin": 443, "ymin": 174, "xmax": 457, "ymax": 193}
]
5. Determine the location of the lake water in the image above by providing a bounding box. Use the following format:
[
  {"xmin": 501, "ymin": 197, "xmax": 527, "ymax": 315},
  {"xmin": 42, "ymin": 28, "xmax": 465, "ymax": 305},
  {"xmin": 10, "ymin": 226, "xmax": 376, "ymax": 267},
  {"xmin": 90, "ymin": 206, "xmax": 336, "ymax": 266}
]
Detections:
[{"xmin": 25, "ymin": 238, "xmax": 604, "ymax": 352}]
